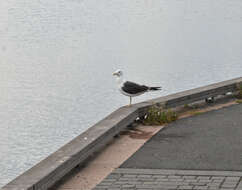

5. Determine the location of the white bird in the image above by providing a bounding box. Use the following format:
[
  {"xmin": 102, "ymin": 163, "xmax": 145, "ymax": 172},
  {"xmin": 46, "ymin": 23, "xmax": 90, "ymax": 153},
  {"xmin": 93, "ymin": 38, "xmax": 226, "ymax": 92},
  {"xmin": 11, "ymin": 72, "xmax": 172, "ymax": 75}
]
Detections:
[{"xmin": 112, "ymin": 69, "xmax": 161, "ymax": 106}]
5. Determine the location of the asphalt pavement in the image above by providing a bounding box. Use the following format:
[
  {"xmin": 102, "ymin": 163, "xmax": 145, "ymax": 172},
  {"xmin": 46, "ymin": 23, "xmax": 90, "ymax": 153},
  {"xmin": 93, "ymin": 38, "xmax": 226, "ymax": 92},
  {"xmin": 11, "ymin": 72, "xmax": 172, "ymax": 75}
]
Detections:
[{"xmin": 121, "ymin": 103, "xmax": 242, "ymax": 171}]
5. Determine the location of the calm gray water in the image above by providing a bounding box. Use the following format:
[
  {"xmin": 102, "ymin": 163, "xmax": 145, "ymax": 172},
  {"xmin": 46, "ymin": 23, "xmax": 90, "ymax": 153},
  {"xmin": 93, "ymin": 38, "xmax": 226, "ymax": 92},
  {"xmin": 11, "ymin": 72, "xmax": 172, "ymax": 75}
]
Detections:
[{"xmin": 1, "ymin": 0, "xmax": 242, "ymax": 187}]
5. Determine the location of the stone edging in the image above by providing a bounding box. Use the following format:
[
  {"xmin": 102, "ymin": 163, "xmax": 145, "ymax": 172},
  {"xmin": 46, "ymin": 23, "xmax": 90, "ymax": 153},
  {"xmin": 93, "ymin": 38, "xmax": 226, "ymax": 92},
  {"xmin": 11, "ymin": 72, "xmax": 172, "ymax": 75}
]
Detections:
[{"xmin": 113, "ymin": 168, "xmax": 242, "ymax": 177}]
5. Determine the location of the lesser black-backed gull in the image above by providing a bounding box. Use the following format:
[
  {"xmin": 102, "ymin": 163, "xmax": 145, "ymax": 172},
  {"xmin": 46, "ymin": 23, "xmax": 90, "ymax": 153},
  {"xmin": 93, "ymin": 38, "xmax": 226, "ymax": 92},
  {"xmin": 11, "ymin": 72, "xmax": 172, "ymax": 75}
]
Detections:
[{"xmin": 112, "ymin": 69, "xmax": 161, "ymax": 106}]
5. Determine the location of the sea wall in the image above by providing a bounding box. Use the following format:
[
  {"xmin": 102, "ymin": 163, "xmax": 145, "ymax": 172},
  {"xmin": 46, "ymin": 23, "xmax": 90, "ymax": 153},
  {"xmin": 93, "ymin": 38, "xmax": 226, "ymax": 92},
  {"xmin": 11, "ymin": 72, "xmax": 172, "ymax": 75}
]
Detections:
[{"xmin": 2, "ymin": 77, "xmax": 242, "ymax": 190}]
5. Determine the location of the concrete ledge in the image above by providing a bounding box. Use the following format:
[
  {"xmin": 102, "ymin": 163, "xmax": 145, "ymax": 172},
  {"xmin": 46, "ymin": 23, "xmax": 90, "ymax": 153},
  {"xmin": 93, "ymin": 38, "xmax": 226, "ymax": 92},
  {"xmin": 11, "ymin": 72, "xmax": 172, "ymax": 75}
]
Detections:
[
  {"xmin": 135, "ymin": 77, "xmax": 242, "ymax": 110},
  {"xmin": 2, "ymin": 77, "xmax": 242, "ymax": 190}
]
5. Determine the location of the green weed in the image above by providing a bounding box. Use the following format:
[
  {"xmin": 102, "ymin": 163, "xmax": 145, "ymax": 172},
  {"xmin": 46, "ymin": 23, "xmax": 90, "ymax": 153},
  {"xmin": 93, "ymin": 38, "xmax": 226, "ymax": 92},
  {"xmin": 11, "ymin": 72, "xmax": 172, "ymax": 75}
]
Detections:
[
  {"xmin": 143, "ymin": 106, "xmax": 178, "ymax": 125},
  {"xmin": 236, "ymin": 99, "xmax": 242, "ymax": 104},
  {"xmin": 236, "ymin": 84, "xmax": 242, "ymax": 99}
]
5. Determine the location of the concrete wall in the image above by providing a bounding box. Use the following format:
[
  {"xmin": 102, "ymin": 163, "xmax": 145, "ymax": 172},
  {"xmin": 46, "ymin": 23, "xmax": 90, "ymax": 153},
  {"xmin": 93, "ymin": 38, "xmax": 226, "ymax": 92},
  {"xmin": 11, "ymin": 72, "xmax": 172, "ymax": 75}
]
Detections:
[{"xmin": 2, "ymin": 77, "xmax": 242, "ymax": 190}]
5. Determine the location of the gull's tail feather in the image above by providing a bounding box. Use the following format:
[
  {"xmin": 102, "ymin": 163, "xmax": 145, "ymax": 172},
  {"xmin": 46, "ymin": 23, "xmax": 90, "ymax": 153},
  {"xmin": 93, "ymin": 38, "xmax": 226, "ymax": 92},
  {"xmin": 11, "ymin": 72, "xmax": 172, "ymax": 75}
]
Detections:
[{"xmin": 149, "ymin": 86, "xmax": 162, "ymax": 91}]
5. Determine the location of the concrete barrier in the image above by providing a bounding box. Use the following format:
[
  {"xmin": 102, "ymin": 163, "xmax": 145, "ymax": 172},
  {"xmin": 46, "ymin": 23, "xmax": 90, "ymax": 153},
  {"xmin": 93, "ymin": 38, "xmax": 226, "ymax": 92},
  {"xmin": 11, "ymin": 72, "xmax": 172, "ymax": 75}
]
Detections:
[{"xmin": 2, "ymin": 77, "xmax": 242, "ymax": 190}]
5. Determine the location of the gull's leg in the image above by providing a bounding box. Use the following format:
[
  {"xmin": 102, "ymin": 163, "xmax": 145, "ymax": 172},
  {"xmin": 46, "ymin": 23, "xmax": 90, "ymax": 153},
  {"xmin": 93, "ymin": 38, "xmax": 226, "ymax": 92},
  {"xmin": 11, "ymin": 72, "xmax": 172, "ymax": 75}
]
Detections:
[{"xmin": 129, "ymin": 97, "xmax": 132, "ymax": 106}]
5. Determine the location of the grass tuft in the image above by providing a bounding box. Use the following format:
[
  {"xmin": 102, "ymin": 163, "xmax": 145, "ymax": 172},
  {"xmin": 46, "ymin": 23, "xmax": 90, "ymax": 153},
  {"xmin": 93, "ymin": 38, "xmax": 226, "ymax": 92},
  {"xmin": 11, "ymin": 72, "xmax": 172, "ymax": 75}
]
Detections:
[
  {"xmin": 184, "ymin": 103, "xmax": 199, "ymax": 109},
  {"xmin": 191, "ymin": 111, "xmax": 203, "ymax": 116},
  {"xmin": 237, "ymin": 91, "xmax": 242, "ymax": 99},
  {"xmin": 236, "ymin": 84, "xmax": 242, "ymax": 99},
  {"xmin": 236, "ymin": 99, "xmax": 242, "ymax": 104},
  {"xmin": 184, "ymin": 104, "xmax": 190, "ymax": 109},
  {"xmin": 143, "ymin": 105, "xmax": 178, "ymax": 125}
]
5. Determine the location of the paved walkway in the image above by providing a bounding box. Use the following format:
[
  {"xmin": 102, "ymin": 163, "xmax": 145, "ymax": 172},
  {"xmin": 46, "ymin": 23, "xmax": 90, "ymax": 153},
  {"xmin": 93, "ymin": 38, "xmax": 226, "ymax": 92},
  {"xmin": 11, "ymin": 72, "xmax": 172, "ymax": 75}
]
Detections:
[
  {"xmin": 94, "ymin": 168, "xmax": 242, "ymax": 190},
  {"xmin": 94, "ymin": 104, "xmax": 242, "ymax": 190}
]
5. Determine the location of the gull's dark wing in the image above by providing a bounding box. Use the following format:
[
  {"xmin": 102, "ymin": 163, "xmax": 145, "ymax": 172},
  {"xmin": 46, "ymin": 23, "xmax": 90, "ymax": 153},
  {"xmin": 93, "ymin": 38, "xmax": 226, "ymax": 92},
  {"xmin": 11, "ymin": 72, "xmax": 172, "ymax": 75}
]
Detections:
[{"xmin": 122, "ymin": 81, "xmax": 149, "ymax": 94}]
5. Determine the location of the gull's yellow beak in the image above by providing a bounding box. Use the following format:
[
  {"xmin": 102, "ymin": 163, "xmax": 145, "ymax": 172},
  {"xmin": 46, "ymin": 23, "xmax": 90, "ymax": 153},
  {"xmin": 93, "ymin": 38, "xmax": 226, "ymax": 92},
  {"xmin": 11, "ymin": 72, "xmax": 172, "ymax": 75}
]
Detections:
[{"xmin": 112, "ymin": 72, "xmax": 117, "ymax": 76}]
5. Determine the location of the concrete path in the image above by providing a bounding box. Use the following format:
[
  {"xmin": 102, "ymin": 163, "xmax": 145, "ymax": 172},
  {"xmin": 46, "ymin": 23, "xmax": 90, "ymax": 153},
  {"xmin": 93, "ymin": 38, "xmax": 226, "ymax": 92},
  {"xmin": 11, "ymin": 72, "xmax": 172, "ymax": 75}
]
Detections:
[
  {"xmin": 94, "ymin": 103, "xmax": 242, "ymax": 190},
  {"xmin": 51, "ymin": 125, "xmax": 163, "ymax": 190}
]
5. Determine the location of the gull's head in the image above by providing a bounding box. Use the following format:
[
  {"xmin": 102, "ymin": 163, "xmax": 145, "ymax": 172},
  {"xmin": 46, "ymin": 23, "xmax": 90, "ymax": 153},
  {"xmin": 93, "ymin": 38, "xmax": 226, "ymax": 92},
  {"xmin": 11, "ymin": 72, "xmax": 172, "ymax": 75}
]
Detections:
[{"xmin": 112, "ymin": 69, "xmax": 123, "ymax": 77}]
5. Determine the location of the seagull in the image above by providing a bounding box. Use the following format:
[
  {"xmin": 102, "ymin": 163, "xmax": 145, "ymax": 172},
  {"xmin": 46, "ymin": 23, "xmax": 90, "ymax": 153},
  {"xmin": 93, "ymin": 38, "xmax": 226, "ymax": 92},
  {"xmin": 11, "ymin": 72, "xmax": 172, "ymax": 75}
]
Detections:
[{"xmin": 112, "ymin": 69, "xmax": 161, "ymax": 106}]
